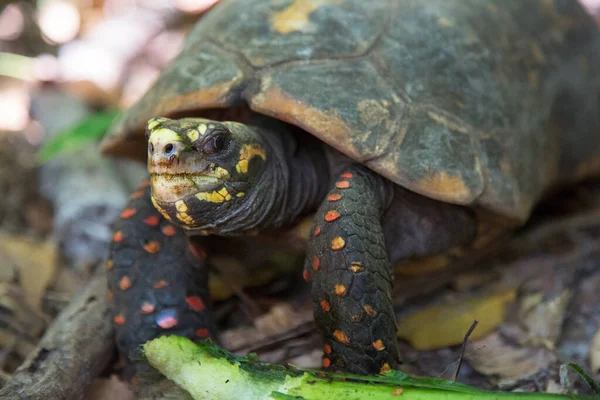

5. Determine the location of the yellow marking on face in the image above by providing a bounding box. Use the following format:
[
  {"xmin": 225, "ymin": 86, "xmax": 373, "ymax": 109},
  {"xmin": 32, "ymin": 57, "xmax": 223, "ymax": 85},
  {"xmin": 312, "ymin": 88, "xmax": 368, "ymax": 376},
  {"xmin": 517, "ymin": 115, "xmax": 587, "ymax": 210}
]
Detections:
[
  {"xmin": 187, "ymin": 129, "xmax": 200, "ymax": 142},
  {"xmin": 236, "ymin": 192, "xmax": 245, "ymax": 198},
  {"xmin": 176, "ymin": 212, "xmax": 195, "ymax": 225},
  {"xmin": 151, "ymin": 196, "xmax": 172, "ymax": 221},
  {"xmin": 196, "ymin": 190, "xmax": 226, "ymax": 203},
  {"xmin": 148, "ymin": 128, "xmax": 182, "ymax": 146},
  {"xmin": 147, "ymin": 118, "xmax": 163, "ymax": 130},
  {"xmin": 198, "ymin": 124, "xmax": 207, "ymax": 135},
  {"xmin": 236, "ymin": 144, "xmax": 266, "ymax": 174},
  {"xmin": 236, "ymin": 159, "xmax": 248, "ymax": 174},
  {"xmin": 175, "ymin": 199, "xmax": 188, "ymax": 213},
  {"xmin": 216, "ymin": 187, "xmax": 231, "ymax": 201}
]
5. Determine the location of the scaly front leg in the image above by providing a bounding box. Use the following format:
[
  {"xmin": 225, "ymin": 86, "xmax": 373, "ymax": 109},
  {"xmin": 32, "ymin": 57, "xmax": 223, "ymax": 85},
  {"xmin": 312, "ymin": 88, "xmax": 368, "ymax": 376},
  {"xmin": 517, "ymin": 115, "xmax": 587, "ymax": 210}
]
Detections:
[{"xmin": 304, "ymin": 165, "xmax": 401, "ymax": 375}]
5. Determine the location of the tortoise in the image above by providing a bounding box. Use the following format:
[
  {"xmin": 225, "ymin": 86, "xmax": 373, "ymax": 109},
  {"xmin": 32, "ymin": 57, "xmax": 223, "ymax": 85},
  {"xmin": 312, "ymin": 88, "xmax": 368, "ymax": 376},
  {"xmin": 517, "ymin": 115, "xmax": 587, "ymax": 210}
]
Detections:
[{"xmin": 102, "ymin": 0, "xmax": 600, "ymax": 377}]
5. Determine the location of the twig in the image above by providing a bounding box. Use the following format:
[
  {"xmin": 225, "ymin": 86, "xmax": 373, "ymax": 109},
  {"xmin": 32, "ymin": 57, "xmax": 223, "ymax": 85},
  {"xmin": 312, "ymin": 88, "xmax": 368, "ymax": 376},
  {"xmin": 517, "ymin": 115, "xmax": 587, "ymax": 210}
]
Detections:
[
  {"xmin": 453, "ymin": 320, "xmax": 478, "ymax": 381},
  {"xmin": 0, "ymin": 270, "xmax": 114, "ymax": 400}
]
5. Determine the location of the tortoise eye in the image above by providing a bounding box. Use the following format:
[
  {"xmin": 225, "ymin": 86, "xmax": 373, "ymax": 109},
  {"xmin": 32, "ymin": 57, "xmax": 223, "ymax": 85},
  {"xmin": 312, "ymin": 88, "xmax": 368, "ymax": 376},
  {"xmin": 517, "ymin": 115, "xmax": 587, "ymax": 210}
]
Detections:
[{"xmin": 202, "ymin": 132, "xmax": 229, "ymax": 155}]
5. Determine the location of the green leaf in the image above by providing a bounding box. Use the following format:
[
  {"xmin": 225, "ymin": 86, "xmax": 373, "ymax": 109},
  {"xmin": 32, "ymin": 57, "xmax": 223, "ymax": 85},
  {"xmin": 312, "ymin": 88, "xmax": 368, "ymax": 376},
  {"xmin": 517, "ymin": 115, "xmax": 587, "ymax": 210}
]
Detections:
[
  {"xmin": 37, "ymin": 110, "xmax": 120, "ymax": 163},
  {"xmin": 143, "ymin": 336, "xmax": 593, "ymax": 400},
  {"xmin": 567, "ymin": 363, "xmax": 600, "ymax": 395}
]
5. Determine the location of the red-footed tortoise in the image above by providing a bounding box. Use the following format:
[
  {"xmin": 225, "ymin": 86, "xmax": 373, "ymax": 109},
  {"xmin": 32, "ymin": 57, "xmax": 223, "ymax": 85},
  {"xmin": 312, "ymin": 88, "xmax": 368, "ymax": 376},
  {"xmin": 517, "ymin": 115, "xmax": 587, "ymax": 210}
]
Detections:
[{"xmin": 102, "ymin": 0, "xmax": 600, "ymax": 377}]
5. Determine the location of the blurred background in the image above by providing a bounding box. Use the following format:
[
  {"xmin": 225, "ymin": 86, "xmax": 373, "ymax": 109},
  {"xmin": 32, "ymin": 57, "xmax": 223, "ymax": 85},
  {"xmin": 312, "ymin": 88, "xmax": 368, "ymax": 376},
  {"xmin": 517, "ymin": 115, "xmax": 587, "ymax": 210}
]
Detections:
[{"xmin": 1, "ymin": 0, "xmax": 600, "ymax": 398}]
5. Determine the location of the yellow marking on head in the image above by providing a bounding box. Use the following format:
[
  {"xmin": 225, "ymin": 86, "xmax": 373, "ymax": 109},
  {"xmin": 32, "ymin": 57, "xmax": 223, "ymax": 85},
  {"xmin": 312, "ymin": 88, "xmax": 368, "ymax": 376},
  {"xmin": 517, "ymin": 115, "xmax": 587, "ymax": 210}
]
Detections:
[
  {"xmin": 176, "ymin": 212, "xmax": 195, "ymax": 225},
  {"xmin": 151, "ymin": 196, "xmax": 172, "ymax": 221},
  {"xmin": 147, "ymin": 118, "xmax": 163, "ymax": 130},
  {"xmin": 236, "ymin": 159, "xmax": 248, "ymax": 174},
  {"xmin": 175, "ymin": 200, "xmax": 188, "ymax": 213},
  {"xmin": 187, "ymin": 129, "xmax": 200, "ymax": 142},
  {"xmin": 198, "ymin": 124, "xmax": 207, "ymax": 135},
  {"xmin": 148, "ymin": 128, "xmax": 182, "ymax": 145},
  {"xmin": 196, "ymin": 190, "xmax": 226, "ymax": 203},
  {"xmin": 236, "ymin": 192, "xmax": 245, "ymax": 198},
  {"xmin": 236, "ymin": 144, "xmax": 266, "ymax": 174}
]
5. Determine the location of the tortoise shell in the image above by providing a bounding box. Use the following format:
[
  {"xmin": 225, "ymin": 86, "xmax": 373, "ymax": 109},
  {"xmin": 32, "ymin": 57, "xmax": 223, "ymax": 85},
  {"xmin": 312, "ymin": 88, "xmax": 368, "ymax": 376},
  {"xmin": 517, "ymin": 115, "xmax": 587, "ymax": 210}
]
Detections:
[{"xmin": 101, "ymin": 0, "xmax": 600, "ymax": 222}]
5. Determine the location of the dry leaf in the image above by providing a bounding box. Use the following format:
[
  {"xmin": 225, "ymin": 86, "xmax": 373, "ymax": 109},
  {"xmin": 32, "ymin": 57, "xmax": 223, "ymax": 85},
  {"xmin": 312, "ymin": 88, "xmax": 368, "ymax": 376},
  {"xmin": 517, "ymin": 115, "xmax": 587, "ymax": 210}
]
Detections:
[
  {"xmin": 397, "ymin": 289, "xmax": 516, "ymax": 350},
  {"xmin": 0, "ymin": 234, "xmax": 57, "ymax": 311},
  {"xmin": 467, "ymin": 332, "xmax": 557, "ymax": 385},
  {"xmin": 591, "ymin": 328, "xmax": 600, "ymax": 374}
]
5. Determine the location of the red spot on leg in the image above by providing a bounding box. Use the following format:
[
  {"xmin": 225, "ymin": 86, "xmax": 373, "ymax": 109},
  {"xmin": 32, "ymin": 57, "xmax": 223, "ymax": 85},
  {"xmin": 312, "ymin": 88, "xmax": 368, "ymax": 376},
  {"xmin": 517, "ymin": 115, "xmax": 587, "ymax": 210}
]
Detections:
[
  {"xmin": 340, "ymin": 172, "xmax": 353, "ymax": 179},
  {"xmin": 320, "ymin": 300, "xmax": 331, "ymax": 312},
  {"xmin": 162, "ymin": 225, "xmax": 177, "ymax": 236},
  {"xmin": 186, "ymin": 296, "xmax": 206, "ymax": 312},
  {"xmin": 312, "ymin": 256, "xmax": 320, "ymax": 271},
  {"xmin": 328, "ymin": 193, "xmax": 341, "ymax": 201},
  {"xmin": 144, "ymin": 241, "xmax": 161, "ymax": 254},
  {"xmin": 322, "ymin": 358, "xmax": 331, "ymax": 368},
  {"xmin": 156, "ymin": 310, "xmax": 179, "ymax": 329},
  {"xmin": 152, "ymin": 280, "xmax": 168, "ymax": 289},
  {"xmin": 130, "ymin": 190, "xmax": 144, "ymax": 199},
  {"xmin": 140, "ymin": 302, "xmax": 155, "ymax": 314},
  {"xmin": 303, "ymin": 269, "xmax": 311, "ymax": 282},
  {"xmin": 195, "ymin": 328, "xmax": 209, "ymax": 338},
  {"xmin": 114, "ymin": 313, "xmax": 125, "ymax": 325},
  {"xmin": 314, "ymin": 226, "xmax": 321, "ymax": 236},
  {"xmin": 335, "ymin": 181, "xmax": 350, "ymax": 189},
  {"xmin": 325, "ymin": 210, "xmax": 341, "ymax": 222},
  {"xmin": 324, "ymin": 344, "xmax": 332, "ymax": 354},
  {"xmin": 119, "ymin": 276, "xmax": 132, "ymax": 291},
  {"xmin": 112, "ymin": 231, "xmax": 123, "ymax": 243},
  {"xmin": 189, "ymin": 243, "xmax": 206, "ymax": 259},
  {"xmin": 143, "ymin": 215, "xmax": 160, "ymax": 226},
  {"xmin": 120, "ymin": 208, "xmax": 137, "ymax": 219},
  {"xmin": 157, "ymin": 316, "xmax": 178, "ymax": 329}
]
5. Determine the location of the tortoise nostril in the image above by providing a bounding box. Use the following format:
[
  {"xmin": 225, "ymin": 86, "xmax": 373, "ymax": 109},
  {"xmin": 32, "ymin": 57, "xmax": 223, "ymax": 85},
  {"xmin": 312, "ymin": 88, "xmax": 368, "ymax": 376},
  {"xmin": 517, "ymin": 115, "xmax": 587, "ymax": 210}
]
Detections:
[
  {"xmin": 149, "ymin": 143, "xmax": 154, "ymax": 154},
  {"xmin": 164, "ymin": 143, "xmax": 174, "ymax": 155}
]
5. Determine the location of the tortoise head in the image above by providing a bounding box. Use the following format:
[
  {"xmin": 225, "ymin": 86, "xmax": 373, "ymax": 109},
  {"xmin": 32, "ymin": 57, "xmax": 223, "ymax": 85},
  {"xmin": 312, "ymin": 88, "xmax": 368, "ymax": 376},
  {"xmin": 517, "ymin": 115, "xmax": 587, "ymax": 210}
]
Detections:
[{"xmin": 146, "ymin": 117, "xmax": 268, "ymax": 234}]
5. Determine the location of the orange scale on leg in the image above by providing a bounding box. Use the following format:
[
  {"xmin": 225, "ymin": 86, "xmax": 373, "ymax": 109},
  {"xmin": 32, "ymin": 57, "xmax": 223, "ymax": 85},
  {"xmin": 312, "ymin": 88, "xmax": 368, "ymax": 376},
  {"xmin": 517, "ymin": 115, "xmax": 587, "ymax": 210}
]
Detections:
[
  {"xmin": 144, "ymin": 241, "xmax": 161, "ymax": 254},
  {"xmin": 186, "ymin": 296, "xmax": 206, "ymax": 312},
  {"xmin": 143, "ymin": 215, "xmax": 161, "ymax": 226},
  {"xmin": 195, "ymin": 328, "xmax": 210, "ymax": 338},
  {"xmin": 156, "ymin": 310, "xmax": 178, "ymax": 329},
  {"xmin": 162, "ymin": 225, "xmax": 177, "ymax": 236},
  {"xmin": 189, "ymin": 243, "xmax": 207, "ymax": 260},
  {"xmin": 312, "ymin": 256, "xmax": 320, "ymax": 271},
  {"xmin": 303, "ymin": 270, "xmax": 311, "ymax": 282}
]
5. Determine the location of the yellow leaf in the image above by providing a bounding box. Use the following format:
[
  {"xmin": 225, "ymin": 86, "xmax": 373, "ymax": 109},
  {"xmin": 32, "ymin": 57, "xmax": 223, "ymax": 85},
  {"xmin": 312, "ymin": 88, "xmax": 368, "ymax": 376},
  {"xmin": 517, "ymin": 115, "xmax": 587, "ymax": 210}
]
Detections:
[{"xmin": 397, "ymin": 289, "xmax": 517, "ymax": 350}]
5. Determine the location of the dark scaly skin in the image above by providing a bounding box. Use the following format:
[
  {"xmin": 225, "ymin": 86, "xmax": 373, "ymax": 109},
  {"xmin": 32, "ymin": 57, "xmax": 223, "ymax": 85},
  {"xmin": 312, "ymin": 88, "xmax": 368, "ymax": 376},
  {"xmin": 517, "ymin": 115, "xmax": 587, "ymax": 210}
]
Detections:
[
  {"xmin": 304, "ymin": 165, "xmax": 400, "ymax": 374},
  {"xmin": 106, "ymin": 181, "xmax": 216, "ymax": 379}
]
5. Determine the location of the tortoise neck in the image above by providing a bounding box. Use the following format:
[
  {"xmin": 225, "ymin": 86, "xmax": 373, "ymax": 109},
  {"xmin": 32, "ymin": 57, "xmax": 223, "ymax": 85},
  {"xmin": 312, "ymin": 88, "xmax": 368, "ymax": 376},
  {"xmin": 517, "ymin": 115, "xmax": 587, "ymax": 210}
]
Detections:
[{"xmin": 245, "ymin": 123, "xmax": 329, "ymax": 231}]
